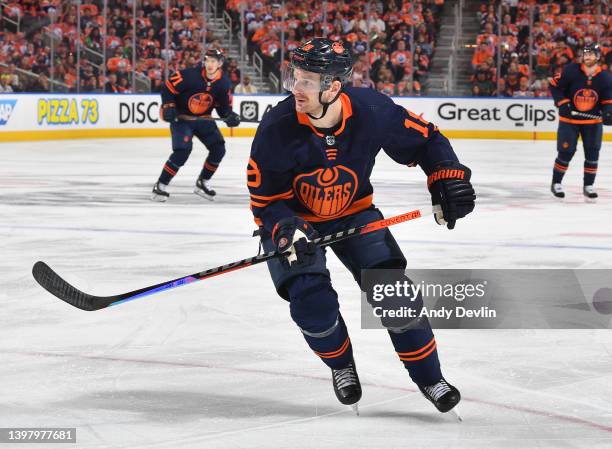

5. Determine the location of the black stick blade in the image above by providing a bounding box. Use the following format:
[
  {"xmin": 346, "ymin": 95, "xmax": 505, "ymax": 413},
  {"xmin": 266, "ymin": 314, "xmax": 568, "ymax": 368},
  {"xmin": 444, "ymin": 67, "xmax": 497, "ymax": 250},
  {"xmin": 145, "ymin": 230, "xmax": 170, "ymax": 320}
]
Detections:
[{"xmin": 32, "ymin": 261, "xmax": 113, "ymax": 311}]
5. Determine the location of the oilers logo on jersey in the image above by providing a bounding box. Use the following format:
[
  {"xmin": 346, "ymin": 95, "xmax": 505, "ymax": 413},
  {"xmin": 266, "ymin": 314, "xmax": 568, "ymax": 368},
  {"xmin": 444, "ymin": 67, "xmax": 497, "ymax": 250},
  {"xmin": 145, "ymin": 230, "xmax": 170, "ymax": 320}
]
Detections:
[{"xmin": 293, "ymin": 166, "xmax": 358, "ymax": 219}]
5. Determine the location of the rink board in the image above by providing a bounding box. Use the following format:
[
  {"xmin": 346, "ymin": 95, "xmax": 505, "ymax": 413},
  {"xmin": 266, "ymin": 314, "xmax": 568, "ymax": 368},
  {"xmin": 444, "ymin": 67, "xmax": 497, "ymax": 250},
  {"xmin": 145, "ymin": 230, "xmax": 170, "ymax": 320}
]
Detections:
[{"xmin": 0, "ymin": 93, "xmax": 610, "ymax": 142}]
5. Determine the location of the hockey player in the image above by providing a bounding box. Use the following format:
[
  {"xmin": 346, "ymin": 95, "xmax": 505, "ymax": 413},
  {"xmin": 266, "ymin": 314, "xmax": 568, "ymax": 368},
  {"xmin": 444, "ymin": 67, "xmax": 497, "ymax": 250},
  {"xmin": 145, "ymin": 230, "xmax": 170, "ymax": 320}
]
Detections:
[
  {"xmin": 549, "ymin": 43, "xmax": 612, "ymax": 200},
  {"xmin": 152, "ymin": 48, "xmax": 241, "ymax": 202},
  {"xmin": 247, "ymin": 39, "xmax": 475, "ymax": 413}
]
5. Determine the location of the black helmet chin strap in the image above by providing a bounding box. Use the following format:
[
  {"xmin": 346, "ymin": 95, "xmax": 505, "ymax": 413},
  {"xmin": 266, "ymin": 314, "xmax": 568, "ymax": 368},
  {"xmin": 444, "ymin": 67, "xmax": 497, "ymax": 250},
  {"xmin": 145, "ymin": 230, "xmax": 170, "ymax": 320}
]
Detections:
[{"xmin": 307, "ymin": 89, "xmax": 342, "ymax": 120}]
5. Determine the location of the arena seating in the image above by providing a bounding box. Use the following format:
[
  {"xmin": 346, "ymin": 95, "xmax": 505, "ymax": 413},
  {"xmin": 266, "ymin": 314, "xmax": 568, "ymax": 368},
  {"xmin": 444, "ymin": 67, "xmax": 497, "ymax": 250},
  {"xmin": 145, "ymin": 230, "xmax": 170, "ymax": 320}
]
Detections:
[
  {"xmin": 471, "ymin": 0, "xmax": 610, "ymax": 97},
  {"xmin": 1, "ymin": 0, "xmax": 446, "ymax": 96},
  {"xmin": 227, "ymin": 0, "xmax": 445, "ymax": 96}
]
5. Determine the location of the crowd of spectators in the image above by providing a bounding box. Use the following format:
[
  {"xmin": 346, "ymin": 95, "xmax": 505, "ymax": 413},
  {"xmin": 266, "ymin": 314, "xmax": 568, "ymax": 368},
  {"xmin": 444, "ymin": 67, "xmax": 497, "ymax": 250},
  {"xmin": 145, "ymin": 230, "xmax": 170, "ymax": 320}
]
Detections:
[
  {"xmin": 14, "ymin": 0, "xmax": 606, "ymax": 99},
  {"xmin": 1, "ymin": 0, "xmax": 447, "ymax": 96},
  {"xmin": 222, "ymin": 0, "xmax": 445, "ymax": 96},
  {"xmin": 0, "ymin": 0, "xmax": 245, "ymax": 93},
  {"xmin": 471, "ymin": 0, "xmax": 611, "ymax": 98}
]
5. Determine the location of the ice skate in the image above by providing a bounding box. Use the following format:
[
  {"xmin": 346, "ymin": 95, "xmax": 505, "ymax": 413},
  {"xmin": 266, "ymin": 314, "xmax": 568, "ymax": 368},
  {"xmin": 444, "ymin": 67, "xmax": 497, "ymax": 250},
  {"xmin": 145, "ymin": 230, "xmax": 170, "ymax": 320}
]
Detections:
[
  {"xmin": 331, "ymin": 357, "xmax": 362, "ymax": 413},
  {"xmin": 151, "ymin": 182, "xmax": 169, "ymax": 202},
  {"xmin": 551, "ymin": 183, "xmax": 565, "ymax": 199},
  {"xmin": 419, "ymin": 378, "xmax": 461, "ymax": 414},
  {"xmin": 194, "ymin": 178, "xmax": 216, "ymax": 201},
  {"xmin": 583, "ymin": 185, "xmax": 598, "ymax": 201}
]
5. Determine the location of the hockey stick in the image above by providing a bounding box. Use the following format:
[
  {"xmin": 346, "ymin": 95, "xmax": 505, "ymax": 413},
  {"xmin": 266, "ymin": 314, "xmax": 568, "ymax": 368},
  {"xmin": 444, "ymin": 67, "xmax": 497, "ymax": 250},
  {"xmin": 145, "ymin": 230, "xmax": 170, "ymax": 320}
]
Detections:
[
  {"xmin": 177, "ymin": 114, "xmax": 261, "ymax": 124},
  {"xmin": 32, "ymin": 206, "xmax": 435, "ymax": 311},
  {"xmin": 570, "ymin": 111, "xmax": 602, "ymax": 120},
  {"xmin": 177, "ymin": 114, "xmax": 224, "ymax": 122}
]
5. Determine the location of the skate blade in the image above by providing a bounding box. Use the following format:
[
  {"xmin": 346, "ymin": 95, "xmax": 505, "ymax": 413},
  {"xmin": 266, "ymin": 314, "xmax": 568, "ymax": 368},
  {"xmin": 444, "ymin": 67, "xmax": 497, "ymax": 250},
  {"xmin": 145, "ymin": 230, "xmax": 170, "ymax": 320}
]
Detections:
[
  {"xmin": 151, "ymin": 193, "xmax": 168, "ymax": 202},
  {"xmin": 349, "ymin": 403, "xmax": 360, "ymax": 416},
  {"xmin": 450, "ymin": 405, "xmax": 463, "ymax": 422},
  {"xmin": 584, "ymin": 196, "xmax": 597, "ymax": 203},
  {"xmin": 194, "ymin": 187, "xmax": 215, "ymax": 201}
]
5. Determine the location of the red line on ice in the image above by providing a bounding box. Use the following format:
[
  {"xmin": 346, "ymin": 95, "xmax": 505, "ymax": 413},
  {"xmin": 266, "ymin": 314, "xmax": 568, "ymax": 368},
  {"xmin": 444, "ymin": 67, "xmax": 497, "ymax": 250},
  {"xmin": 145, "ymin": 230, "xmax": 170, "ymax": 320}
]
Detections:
[{"xmin": 7, "ymin": 350, "xmax": 612, "ymax": 434}]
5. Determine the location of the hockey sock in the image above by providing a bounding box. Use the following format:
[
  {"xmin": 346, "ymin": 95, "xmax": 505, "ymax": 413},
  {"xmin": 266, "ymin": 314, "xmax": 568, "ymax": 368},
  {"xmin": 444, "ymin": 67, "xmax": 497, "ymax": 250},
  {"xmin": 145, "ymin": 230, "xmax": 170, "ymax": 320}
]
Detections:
[
  {"xmin": 388, "ymin": 326, "xmax": 442, "ymax": 386},
  {"xmin": 552, "ymin": 157, "xmax": 569, "ymax": 184},
  {"xmin": 303, "ymin": 314, "xmax": 353, "ymax": 370},
  {"xmin": 584, "ymin": 160, "xmax": 598, "ymax": 186},
  {"xmin": 158, "ymin": 159, "xmax": 180, "ymax": 185},
  {"xmin": 199, "ymin": 159, "xmax": 220, "ymax": 181}
]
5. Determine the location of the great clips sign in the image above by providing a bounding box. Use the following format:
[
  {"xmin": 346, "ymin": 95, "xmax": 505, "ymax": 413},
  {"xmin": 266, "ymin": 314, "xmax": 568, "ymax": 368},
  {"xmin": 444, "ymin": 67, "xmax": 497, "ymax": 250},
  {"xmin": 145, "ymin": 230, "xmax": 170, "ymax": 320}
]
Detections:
[{"xmin": 434, "ymin": 99, "xmax": 557, "ymax": 129}]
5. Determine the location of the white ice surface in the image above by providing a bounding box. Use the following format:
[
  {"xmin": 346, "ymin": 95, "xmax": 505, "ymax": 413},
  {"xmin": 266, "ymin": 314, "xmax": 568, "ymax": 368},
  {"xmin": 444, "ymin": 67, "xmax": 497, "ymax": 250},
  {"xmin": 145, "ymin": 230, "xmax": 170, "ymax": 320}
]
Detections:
[{"xmin": 1, "ymin": 137, "xmax": 612, "ymax": 449}]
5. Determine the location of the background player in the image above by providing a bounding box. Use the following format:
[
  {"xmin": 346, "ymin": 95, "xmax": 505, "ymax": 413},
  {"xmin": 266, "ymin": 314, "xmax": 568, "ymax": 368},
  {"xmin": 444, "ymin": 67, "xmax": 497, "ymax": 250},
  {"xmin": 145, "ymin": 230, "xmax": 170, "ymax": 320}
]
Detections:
[
  {"xmin": 247, "ymin": 39, "xmax": 475, "ymax": 413},
  {"xmin": 550, "ymin": 43, "xmax": 612, "ymax": 200},
  {"xmin": 152, "ymin": 48, "xmax": 241, "ymax": 202}
]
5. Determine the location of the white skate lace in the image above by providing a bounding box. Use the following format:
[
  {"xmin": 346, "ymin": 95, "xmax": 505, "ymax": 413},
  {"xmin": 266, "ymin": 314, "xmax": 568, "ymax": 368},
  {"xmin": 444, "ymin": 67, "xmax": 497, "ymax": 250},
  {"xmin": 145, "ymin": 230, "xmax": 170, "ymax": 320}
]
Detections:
[
  {"xmin": 197, "ymin": 179, "xmax": 212, "ymax": 191},
  {"xmin": 552, "ymin": 183, "xmax": 563, "ymax": 193},
  {"xmin": 423, "ymin": 379, "xmax": 451, "ymax": 401},
  {"xmin": 333, "ymin": 364, "xmax": 357, "ymax": 389},
  {"xmin": 584, "ymin": 185, "xmax": 596, "ymax": 194}
]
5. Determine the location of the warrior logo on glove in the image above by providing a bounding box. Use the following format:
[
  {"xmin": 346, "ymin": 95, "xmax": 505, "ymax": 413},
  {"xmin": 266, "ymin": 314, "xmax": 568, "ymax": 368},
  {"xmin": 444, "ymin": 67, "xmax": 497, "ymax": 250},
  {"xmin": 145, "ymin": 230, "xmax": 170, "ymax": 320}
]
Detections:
[{"xmin": 427, "ymin": 161, "xmax": 476, "ymax": 229}]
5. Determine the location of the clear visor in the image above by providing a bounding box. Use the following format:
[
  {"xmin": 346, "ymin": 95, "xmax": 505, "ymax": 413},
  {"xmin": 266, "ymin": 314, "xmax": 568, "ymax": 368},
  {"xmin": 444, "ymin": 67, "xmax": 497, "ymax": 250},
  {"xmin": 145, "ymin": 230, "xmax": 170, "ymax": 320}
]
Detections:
[
  {"xmin": 204, "ymin": 56, "xmax": 222, "ymax": 65},
  {"xmin": 281, "ymin": 64, "xmax": 323, "ymax": 93}
]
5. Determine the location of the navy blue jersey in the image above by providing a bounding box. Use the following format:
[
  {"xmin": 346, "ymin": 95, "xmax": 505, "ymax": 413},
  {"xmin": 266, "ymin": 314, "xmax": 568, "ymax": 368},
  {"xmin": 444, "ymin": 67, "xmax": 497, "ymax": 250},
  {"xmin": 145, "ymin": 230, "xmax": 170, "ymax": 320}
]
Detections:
[
  {"xmin": 247, "ymin": 87, "xmax": 459, "ymax": 231},
  {"xmin": 161, "ymin": 64, "xmax": 233, "ymax": 117},
  {"xmin": 550, "ymin": 63, "xmax": 612, "ymax": 124}
]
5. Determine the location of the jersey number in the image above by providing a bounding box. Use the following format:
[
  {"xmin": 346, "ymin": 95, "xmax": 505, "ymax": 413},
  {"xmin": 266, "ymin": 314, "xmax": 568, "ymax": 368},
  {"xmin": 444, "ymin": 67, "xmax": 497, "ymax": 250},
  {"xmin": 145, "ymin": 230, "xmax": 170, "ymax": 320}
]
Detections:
[
  {"xmin": 404, "ymin": 110, "xmax": 429, "ymax": 138},
  {"xmin": 247, "ymin": 158, "xmax": 261, "ymax": 188},
  {"xmin": 169, "ymin": 72, "xmax": 183, "ymax": 87}
]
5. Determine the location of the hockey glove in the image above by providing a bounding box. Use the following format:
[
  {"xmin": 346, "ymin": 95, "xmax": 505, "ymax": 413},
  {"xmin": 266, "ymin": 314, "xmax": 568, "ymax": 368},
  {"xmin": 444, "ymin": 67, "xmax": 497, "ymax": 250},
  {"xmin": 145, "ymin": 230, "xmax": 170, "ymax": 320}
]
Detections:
[
  {"xmin": 224, "ymin": 111, "xmax": 241, "ymax": 127},
  {"xmin": 603, "ymin": 108, "xmax": 612, "ymax": 126},
  {"xmin": 161, "ymin": 103, "xmax": 177, "ymax": 122},
  {"xmin": 427, "ymin": 161, "xmax": 476, "ymax": 230},
  {"xmin": 272, "ymin": 217, "xmax": 318, "ymax": 266},
  {"xmin": 557, "ymin": 101, "xmax": 572, "ymax": 119}
]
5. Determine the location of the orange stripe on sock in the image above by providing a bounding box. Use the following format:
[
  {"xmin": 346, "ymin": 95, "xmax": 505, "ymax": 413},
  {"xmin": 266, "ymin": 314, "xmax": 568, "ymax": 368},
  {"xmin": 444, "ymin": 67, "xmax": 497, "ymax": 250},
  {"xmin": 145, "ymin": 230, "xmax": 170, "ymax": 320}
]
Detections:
[
  {"xmin": 399, "ymin": 342, "xmax": 437, "ymax": 362},
  {"xmin": 396, "ymin": 337, "xmax": 435, "ymax": 356},
  {"xmin": 314, "ymin": 337, "xmax": 350, "ymax": 359},
  {"xmin": 204, "ymin": 162, "xmax": 218, "ymax": 172},
  {"xmin": 554, "ymin": 164, "xmax": 568, "ymax": 172},
  {"xmin": 164, "ymin": 164, "xmax": 176, "ymax": 176},
  {"xmin": 397, "ymin": 337, "xmax": 436, "ymax": 357}
]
